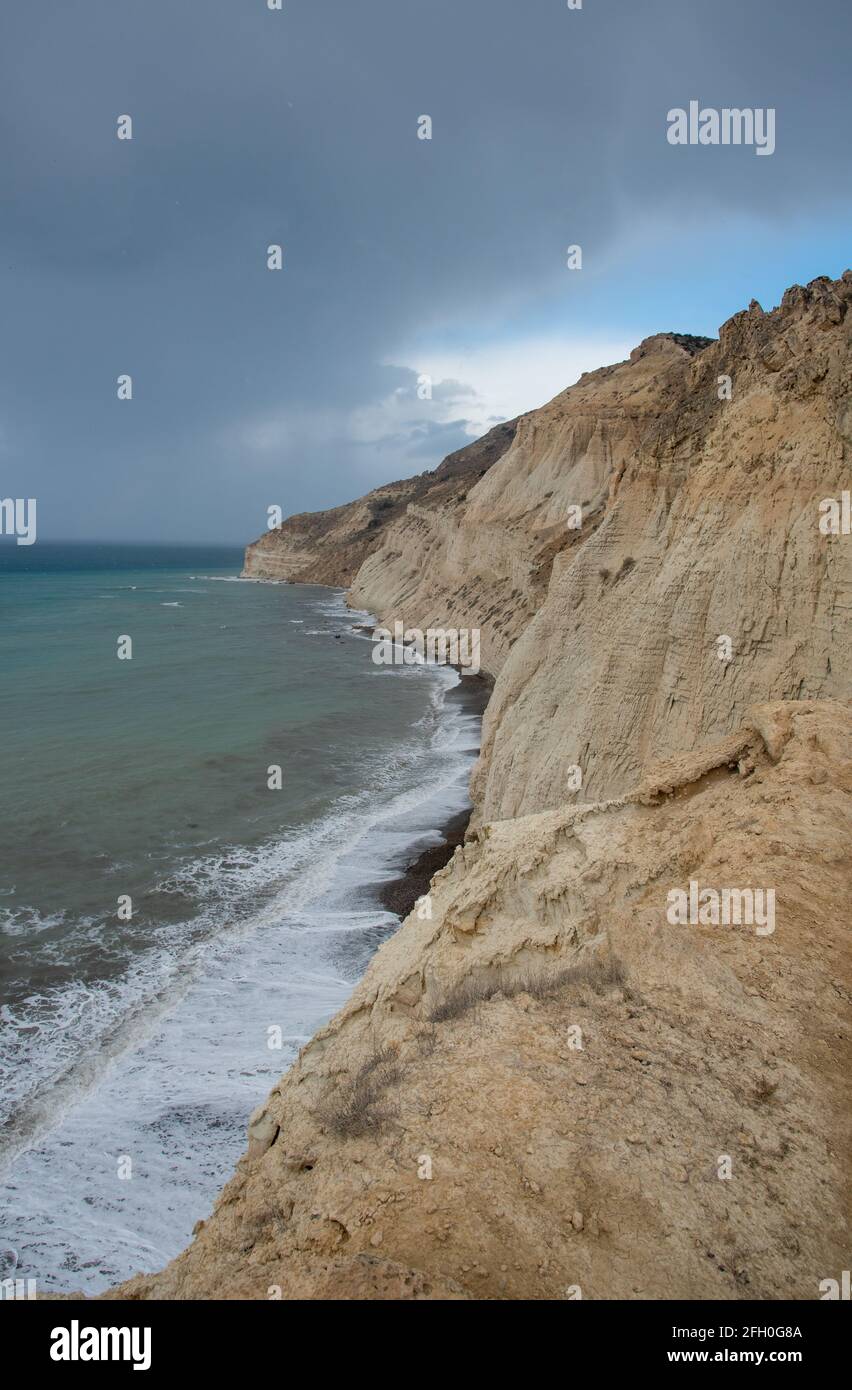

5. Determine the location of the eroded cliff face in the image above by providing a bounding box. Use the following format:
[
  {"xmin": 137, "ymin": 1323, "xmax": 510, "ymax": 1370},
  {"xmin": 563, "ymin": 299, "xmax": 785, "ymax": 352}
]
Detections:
[
  {"xmin": 246, "ymin": 274, "xmax": 851, "ymax": 821},
  {"xmin": 471, "ymin": 281, "xmax": 852, "ymax": 817},
  {"xmin": 112, "ymin": 702, "xmax": 852, "ymax": 1301},
  {"xmin": 110, "ymin": 276, "xmax": 851, "ymax": 1300}
]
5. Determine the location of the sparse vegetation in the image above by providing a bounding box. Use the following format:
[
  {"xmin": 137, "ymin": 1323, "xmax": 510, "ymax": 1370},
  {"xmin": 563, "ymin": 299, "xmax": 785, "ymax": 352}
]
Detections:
[
  {"xmin": 429, "ymin": 977, "xmax": 490, "ymax": 1022},
  {"xmin": 320, "ymin": 1047, "xmax": 401, "ymax": 1138},
  {"xmin": 753, "ymin": 1074, "xmax": 779, "ymax": 1105},
  {"xmin": 428, "ymin": 954, "xmax": 627, "ymax": 1022}
]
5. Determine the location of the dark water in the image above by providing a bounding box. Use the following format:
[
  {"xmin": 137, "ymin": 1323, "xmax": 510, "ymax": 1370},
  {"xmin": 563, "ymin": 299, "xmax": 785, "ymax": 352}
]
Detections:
[{"xmin": 0, "ymin": 543, "xmax": 480, "ymax": 1292}]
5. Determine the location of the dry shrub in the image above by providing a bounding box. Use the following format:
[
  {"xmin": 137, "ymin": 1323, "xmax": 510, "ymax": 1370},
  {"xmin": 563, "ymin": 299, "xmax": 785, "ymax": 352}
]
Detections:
[
  {"xmin": 428, "ymin": 954, "xmax": 627, "ymax": 1023},
  {"xmin": 321, "ymin": 1047, "xmax": 401, "ymax": 1138}
]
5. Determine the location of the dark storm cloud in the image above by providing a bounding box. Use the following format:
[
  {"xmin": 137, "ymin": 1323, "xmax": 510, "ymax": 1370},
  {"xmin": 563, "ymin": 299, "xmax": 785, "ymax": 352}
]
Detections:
[{"xmin": 0, "ymin": 0, "xmax": 849, "ymax": 541}]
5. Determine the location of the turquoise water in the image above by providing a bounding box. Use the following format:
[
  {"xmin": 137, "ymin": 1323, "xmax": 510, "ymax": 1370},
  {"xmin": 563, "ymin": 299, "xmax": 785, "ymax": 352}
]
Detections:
[{"xmin": 0, "ymin": 543, "xmax": 479, "ymax": 1292}]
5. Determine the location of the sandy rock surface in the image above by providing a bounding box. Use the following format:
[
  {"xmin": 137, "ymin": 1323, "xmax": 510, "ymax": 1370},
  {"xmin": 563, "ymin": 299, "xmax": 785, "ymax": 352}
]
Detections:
[{"xmin": 110, "ymin": 701, "xmax": 851, "ymax": 1300}]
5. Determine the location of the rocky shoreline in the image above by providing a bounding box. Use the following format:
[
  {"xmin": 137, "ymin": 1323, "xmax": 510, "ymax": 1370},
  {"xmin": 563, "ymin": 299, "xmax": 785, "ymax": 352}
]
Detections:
[
  {"xmin": 372, "ymin": 676, "xmax": 492, "ymax": 918},
  {"xmin": 345, "ymin": 631, "xmax": 493, "ymax": 920},
  {"xmin": 376, "ymin": 806, "xmax": 472, "ymax": 921}
]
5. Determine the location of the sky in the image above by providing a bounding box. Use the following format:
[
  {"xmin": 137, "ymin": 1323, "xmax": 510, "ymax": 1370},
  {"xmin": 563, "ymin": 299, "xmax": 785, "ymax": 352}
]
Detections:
[{"xmin": 1, "ymin": 0, "xmax": 850, "ymax": 544}]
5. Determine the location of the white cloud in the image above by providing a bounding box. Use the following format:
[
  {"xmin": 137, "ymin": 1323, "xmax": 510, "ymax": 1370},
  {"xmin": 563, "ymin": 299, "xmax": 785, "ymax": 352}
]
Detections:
[
  {"xmin": 348, "ymin": 377, "xmax": 476, "ymax": 446},
  {"xmin": 389, "ymin": 335, "xmax": 634, "ymax": 437},
  {"xmin": 229, "ymin": 335, "xmax": 634, "ymax": 468}
]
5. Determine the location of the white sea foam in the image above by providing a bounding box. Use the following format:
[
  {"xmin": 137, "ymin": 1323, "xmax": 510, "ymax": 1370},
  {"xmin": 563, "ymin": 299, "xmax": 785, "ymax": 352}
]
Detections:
[
  {"xmin": 0, "ymin": 906, "xmax": 67, "ymax": 937},
  {"xmin": 191, "ymin": 574, "xmax": 280, "ymax": 584},
  {"xmin": 0, "ymin": 658, "xmax": 480, "ymax": 1295}
]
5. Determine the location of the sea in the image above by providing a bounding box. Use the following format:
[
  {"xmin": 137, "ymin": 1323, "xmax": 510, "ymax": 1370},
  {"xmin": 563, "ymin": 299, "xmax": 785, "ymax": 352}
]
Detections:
[{"xmin": 0, "ymin": 542, "xmax": 481, "ymax": 1294}]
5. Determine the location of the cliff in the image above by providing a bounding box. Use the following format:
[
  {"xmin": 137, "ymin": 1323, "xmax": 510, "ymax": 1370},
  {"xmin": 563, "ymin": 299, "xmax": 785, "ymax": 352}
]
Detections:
[
  {"xmin": 113, "ymin": 700, "xmax": 851, "ymax": 1301},
  {"xmin": 246, "ymin": 274, "xmax": 851, "ymax": 821},
  {"xmin": 116, "ymin": 273, "xmax": 851, "ymax": 1299}
]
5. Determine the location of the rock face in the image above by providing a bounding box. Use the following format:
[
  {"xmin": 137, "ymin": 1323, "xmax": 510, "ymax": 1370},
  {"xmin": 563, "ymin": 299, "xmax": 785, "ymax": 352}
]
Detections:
[
  {"xmin": 112, "ymin": 701, "xmax": 851, "ymax": 1301},
  {"xmin": 247, "ymin": 274, "xmax": 851, "ymax": 823},
  {"xmin": 112, "ymin": 275, "xmax": 851, "ymax": 1300},
  {"xmin": 470, "ymin": 284, "xmax": 852, "ymax": 819}
]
